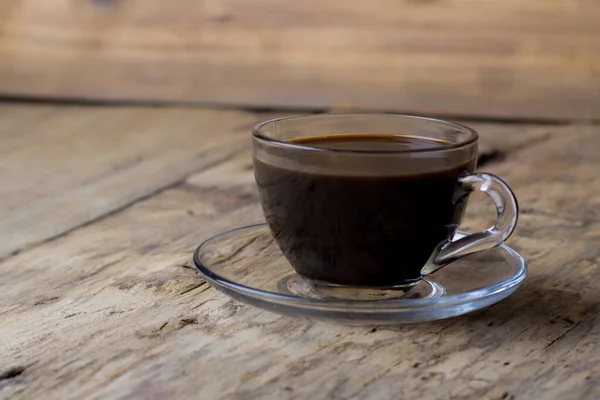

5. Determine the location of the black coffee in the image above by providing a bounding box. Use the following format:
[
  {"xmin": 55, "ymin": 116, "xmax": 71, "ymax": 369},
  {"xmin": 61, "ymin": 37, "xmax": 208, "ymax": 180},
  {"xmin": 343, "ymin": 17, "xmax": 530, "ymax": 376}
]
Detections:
[{"xmin": 254, "ymin": 134, "xmax": 476, "ymax": 286}]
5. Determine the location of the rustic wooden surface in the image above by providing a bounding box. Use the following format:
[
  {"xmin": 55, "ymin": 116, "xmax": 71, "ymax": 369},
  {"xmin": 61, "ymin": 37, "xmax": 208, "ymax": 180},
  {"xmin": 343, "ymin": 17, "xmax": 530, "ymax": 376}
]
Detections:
[
  {"xmin": 0, "ymin": 105, "xmax": 263, "ymax": 259},
  {"xmin": 1, "ymin": 0, "xmax": 599, "ymax": 120},
  {"xmin": 1, "ymin": 106, "xmax": 599, "ymax": 399}
]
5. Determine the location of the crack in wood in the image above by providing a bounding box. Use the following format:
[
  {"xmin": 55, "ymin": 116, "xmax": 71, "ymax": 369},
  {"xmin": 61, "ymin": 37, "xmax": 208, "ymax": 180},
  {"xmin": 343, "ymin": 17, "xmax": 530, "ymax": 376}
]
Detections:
[
  {"xmin": 511, "ymin": 132, "xmax": 555, "ymax": 151},
  {"xmin": 545, "ymin": 322, "xmax": 581, "ymax": 350},
  {"xmin": 190, "ymin": 297, "xmax": 215, "ymax": 310},
  {"xmin": 477, "ymin": 132, "xmax": 555, "ymax": 167},
  {"xmin": 477, "ymin": 150, "xmax": 507, "ymax": 167},
  {"xmin": 2, "ymin": 95, "xmax": 593, "ymax": 125},
  {"xmin": 33, "ymin": 296, "xmax": 60, "ymax": 306},
  {"xmin": 0, "ymin": 94, "xmax": 328, "ymax": 115},
  {"xmin": 0, "ymin": 366, "xmax": 26, "ymax": 381},
  {"xmin": 0, "ymin": 177, "xmax": 179, "ymax": 263},
  {"xmin": 179, "ymin": 282, "xmax": 209, "ymax": 296},
  {"xmin": 433, "ymin": 320, "xmax": 457, "ymax": 335},
  {"xmin": 0, "ymin": 149, "xmax": 246, "ymax": 264},
  {"xmin": 176, "ymin": 262, "xmax": 196, "ymax": 270},
  {"xmin": 179, "ymin": 317, "xmax": 199, "ymax": 327}
]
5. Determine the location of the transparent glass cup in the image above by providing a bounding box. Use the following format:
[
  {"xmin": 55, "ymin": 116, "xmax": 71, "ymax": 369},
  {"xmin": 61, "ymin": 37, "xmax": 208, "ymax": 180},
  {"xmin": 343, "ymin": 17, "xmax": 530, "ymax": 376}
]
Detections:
[{"xmin": 252, "ymin": 114, "xmax": 518, "ymax": 288}]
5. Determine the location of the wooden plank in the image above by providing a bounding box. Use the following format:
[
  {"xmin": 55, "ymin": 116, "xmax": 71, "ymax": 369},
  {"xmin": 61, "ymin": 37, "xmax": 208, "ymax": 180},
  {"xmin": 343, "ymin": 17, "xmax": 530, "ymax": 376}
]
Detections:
[
  {"xmin": 0, "ymin": 104, "xmax": 261, "ymax": 259},
  {"xmin": 1, "ymin": 122, "xmax": 599, "ymax": 399},
  {"xmin": 0, "ymin": 0, "xmax": 599, "ymax": 120}
]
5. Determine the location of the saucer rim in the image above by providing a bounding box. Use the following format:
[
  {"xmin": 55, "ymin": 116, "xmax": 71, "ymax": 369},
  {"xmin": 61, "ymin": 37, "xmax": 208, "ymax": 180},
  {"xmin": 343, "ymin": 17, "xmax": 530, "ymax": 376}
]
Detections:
[{"xmin": 193, "ymin": 223, "xmax": 528, "ymax": 311}]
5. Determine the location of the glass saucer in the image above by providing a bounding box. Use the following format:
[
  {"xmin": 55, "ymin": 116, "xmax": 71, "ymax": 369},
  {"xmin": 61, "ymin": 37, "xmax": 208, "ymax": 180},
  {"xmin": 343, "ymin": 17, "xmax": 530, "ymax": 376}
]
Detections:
[{"xmin": 193, "ymin": 224, "xmax": 527, "ymax": 324}]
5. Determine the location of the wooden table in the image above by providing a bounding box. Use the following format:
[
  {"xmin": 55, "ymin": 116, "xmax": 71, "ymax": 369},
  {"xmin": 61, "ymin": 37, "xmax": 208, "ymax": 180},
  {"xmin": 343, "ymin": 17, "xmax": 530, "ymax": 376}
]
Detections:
[
  {"xmin": 2, "ymin": 1, "xmax": 600, "ymax": 398},
  {"xmin": 1, "ymin": 104, "xmax": 599, "ymax": 399}
]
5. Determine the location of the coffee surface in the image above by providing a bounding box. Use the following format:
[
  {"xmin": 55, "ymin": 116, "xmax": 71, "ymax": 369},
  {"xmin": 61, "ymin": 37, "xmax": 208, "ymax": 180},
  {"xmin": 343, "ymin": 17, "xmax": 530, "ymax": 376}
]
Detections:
[
  {"xmin": 254, "ymin": 134, "xmax": 476, "ymax": 286},
  {"xmin": 291, "ymin": 134, "xmax": 449, "ymax": 151}
]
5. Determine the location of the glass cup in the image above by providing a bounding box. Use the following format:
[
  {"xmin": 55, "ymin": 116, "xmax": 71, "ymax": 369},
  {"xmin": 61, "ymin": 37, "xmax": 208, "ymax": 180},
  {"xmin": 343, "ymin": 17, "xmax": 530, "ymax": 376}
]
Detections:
[{"xmin": 252, "ymin": 114, "xmax": 518, "ymax": 288}]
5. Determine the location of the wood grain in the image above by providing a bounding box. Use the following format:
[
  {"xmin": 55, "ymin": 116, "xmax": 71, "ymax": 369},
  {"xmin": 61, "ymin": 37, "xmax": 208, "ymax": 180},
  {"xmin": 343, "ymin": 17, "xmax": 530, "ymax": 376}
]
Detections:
[
  {"xmin": 1, "ymin": 120, "xmax": 599, "ymax": 399},
  {"xmin": 0, "ymin": 105, "xmax": 261, "ymax": 259},
  {"xmin": 0, "ymin": 0, "xmax": 599, "ymax": 120}
]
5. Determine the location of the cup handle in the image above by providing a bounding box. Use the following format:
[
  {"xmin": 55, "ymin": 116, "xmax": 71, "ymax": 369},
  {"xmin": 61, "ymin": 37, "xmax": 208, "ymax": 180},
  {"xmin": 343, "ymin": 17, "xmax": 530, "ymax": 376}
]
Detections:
[{"xmin": 422, "ymin": 173, "xmax": 519, "ymax": 275}]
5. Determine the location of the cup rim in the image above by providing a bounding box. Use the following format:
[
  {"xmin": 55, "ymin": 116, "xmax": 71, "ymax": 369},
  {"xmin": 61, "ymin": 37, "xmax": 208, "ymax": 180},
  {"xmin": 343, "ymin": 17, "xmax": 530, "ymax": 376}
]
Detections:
[{"xmin": 252, "ymin": 113, "xmax": 479, "ymax": 154}]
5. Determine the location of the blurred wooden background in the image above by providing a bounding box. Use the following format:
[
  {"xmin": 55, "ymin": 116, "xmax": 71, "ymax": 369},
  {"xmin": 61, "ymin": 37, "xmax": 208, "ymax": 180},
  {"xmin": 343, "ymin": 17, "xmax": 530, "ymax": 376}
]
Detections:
[{"xmin": 0, "ymin": 0, "xmax": 598, "ymax": 121}]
